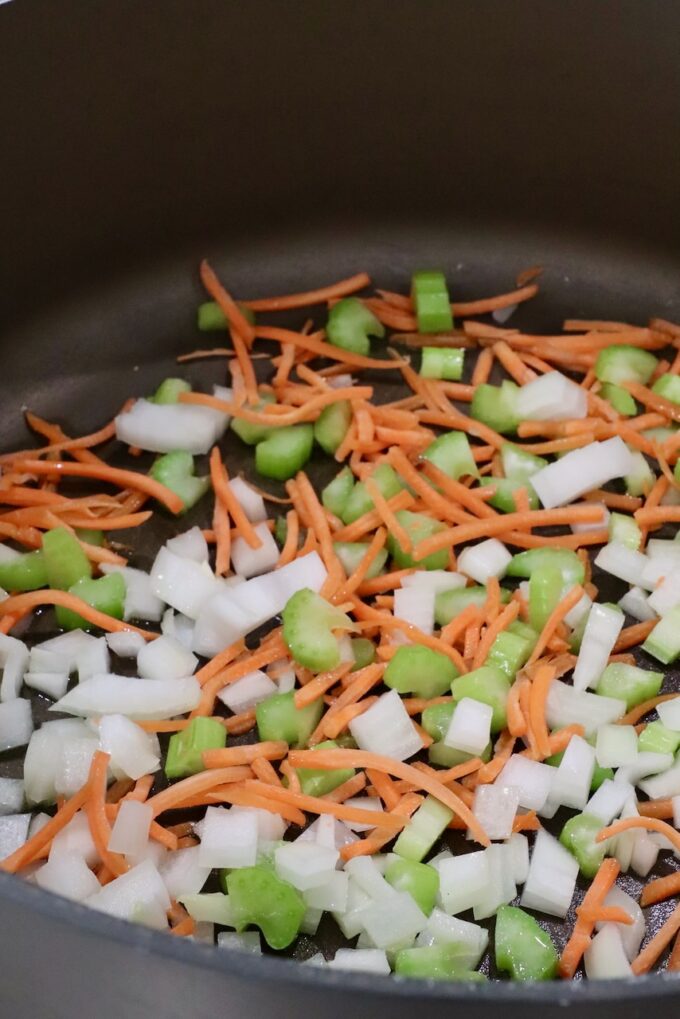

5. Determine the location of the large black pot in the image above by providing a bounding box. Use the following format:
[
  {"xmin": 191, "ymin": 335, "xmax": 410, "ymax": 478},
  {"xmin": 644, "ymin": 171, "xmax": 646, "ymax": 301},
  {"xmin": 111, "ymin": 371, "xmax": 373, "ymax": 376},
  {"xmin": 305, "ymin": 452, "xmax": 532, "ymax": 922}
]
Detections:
[{"xmin": 1, "ymin": 2, "xmax": 679, "ymax": 1016}]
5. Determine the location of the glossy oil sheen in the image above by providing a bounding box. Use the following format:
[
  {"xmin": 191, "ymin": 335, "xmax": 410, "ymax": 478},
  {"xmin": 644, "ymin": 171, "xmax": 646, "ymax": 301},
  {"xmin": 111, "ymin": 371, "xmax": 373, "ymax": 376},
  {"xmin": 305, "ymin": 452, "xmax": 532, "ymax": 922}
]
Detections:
[{"xmin": 0, "ymin": 1, "xmax": 679, "ymax": 1016}]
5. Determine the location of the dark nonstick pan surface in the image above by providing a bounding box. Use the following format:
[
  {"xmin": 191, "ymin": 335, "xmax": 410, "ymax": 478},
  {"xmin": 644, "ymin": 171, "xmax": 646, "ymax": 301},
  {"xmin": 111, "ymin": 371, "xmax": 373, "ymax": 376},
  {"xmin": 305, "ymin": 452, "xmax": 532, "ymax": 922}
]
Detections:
[{"xmin": 2, "ymin": 2, "xmax": 680, "ymax": 1017}]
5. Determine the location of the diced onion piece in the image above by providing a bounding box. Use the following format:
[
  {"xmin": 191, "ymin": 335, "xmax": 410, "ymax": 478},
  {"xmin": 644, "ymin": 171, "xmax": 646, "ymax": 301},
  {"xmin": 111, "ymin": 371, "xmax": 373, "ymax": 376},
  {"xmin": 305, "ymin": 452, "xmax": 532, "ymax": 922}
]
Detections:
[
  {"xmin": 546, "ymin": 680, "xmax": 626, "ymax": 736},
  {"xmin": 361, "ymin": 889, "xmax": 428, "ymax": 950},
  {"xmin": 137, "ymin": 635, "xmax": 197, "ymax": 680},
  {"xmin": 54, "ymin": 735, "xmax": 99, "ymax": 797},
  {"xmin": 304, "ymin": 870, "xmax": 349, "ymax": 912},
  {"xmin": 228, "ymin": 477, "xmax": 267, "ymax": 523},
  {"xmin": 473, "ymin": 844, "xmax": 517, "ymax": 920},
  {"xmin": 101, "ymin": 565, "xmax": 165, "ymax": 623},
  {"xmin": 585, "ymin": 779, "xmax": 635, "ymax": 824},
  {"xmin": 618, "ymin": 586, "xmax": 656, "ymax": 622},
  {"xmin": 197, "ymin": 807, "xmax": 258, "ymax": 869},
  {"xmin": 505, "ymin": 832, "xmax": 530, "ymax": 884},
  {"xmin": 415, "ymin": 908, "xmax": 488, "ymax": 968},
  {"xmin": 24, "ymin": 671, "xmax": 69, "ymax": 700},
  {"xmin": 594, "ymin": 888, "xmax": 645, "ymax": 962},
  {"xmin": 159, "ymin": 845, "xmax": 211, "ymax": 899},
  {"xmin": 217, "ymin": 670, "xmax": 277, "ymax": 714},
  {"xmin": 23, "ymin": 719, "xmax": 92, "ymax": 806},
  {"xmin": 457, "ymin": 539, "xmax": 511, "ymax": 584},
  {"xmin": 274, "ymin": 841, "xmax": 339, "ymax": 891},
  {"xmin": 495, "ymin": 755, "xmax": 553, "ymax": 812},
  {"xmin": 106, "ymin": 631, "xmax": 147, "ymax": 658},
  {"xmin": 231, "ymin": 523, "xmax": 279, "ymax": 579},
  {"xmin": 217, "ymin": 931, "xmax": 262, "ymax": 953},
  {"xmin": 0, "ymin": 777, "xmax": 24, "ymax": 816},
  {"xmin": 531, "ymin": 437, "xmax": 634, "ymax": 509},
  {"xmin": 349, "ymin": 690, "xmax": 424, "ymax": 761},
  {"xmin": 115, "ymin": 399, "xmax": 228, "ymax": 455},
  {"xmin": 617, "ymin": 752, "xmax": 673, "ymax": 787},
  {"xmin": 638, "ymin": 758, "xmax": 680, "ymax": 800},
  {"xmin": 573, "ymin": 604, "xmax": 624, "ymax": 692},
  {"xmin": 150, "ymin": 548, "xmax": 219, "ymax": 620},
  {"xmin": 393, "ymin": 586, "xmax": 435, "ymax": 637},
  {"xmin": 0, "ymin": 633, "xmax": 29, "ymax": 702},
  {"xmin": 571, "ymin": 504, "xmax": 610, "ymax": 534},
  {"xmin": 647, "ymin": 568, "xmax": 680, "ymax": 617},
  {"xmin": 594, "ymin": 543, "xmax": 650, "ymax": 589},
  {"xmin": 108, "ymin": 800, "xmax": 153, "ymax": 857},
  {"xmin": 166, "ymin": 527, "xmax": 209, "ymax": 563},
  {"xmin": 436, "ymin": 850, "xmax": 490, "ymax": 915},
  {"xmin": 99, "ymin": 714, "xmax": 160, "ymax": 780},
  {"xmin": 519, "ymin": 371, "xmax": 588, "ymax": 421},
  {"xmin": 53, "ymin": 674, "xmax": 201, "ymax": 720},
  {"xmin": 584, "ymin": 925, "xmax": 632, "ymax": 980},
  {"xmin": 230, "ymin": 805, "xmax": 287, "ymax": 844},
  {"xmin": 0, "ymin": 698, "xmax": 32, "ymax": 751},
  {"xmin": 327, "ymin": 948, "xmax": 390, "ymax": 974},
  {"xmin": 444, "ymin": 698, "xmax": 493, "ymax": 756},
  {"xmin": 472, "ymin": 785, "xmax": 518, "ymax": 841},
  {"xmin": 0, "ymin": 813, "xmax": 31, "ymax": 859},
  {"xmin": 520, "ymin": 830, "xmax": 578, "ymax": 918},
  {"xmin": 34, "ymin": 631, "xmax": 95, "ymax": 673},
  {"xmin": 35, "ymin": 850, "xmax": 101, "ymax": 901},
  {"xmin": 550, "ymin": 734, "xmax": 595, "ymax": 810},
  {"xmin": 657, "ymin": 697, "xmax": 680, "ymax": 731},
  {"xmin": 87, "ymin": 859, "xmax": 170, "ymax": 929}
]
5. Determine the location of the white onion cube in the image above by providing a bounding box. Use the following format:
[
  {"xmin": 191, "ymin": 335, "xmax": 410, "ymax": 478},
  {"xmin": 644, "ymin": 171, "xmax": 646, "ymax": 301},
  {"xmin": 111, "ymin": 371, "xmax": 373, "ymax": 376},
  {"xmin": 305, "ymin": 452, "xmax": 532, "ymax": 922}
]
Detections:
[
  {"xmin": 595, "ymin": 725, "xmax": 638, "ymax": 768},
  {"xmin": 198, "ymin": 807, "xmax": 258, "ymax": 869},
  {"xmin": 349, "ymin": 690, "xmax": 423, "ymax": 761},
  {"xmin": 495, "ymin": 755, "xmax": 553, "ymax": 812},
  {"xmin": 0, "ymin": 698, "xmax": 32, "ymax": 751},
  {"xmin": 231, "ymin": 523, "xmax": 279, "ymax": 579},
  {"xmin": 444, "ymin": 698, "xmax": 492, "ymax": 756},
  {"xmin": 457, "ymin": 539, "xmax": 511, "ymax": 584}
]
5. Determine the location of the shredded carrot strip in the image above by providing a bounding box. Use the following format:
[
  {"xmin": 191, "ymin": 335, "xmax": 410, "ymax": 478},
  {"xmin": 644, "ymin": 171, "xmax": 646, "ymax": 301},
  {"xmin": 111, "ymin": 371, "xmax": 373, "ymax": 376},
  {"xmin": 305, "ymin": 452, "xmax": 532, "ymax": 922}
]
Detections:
[
  {"xmin": 632, "ymin": 901, "xmax": 680, "ymax": 975},
  {"xmin": 1, "ymin": 783, "xmax": 91, "ymax": 874},
  {"xmin": 528, "ymin": 663, "xmax": 556, "ymax": 759},
  {"xmin": 340, "ymin": 792, "xmax": 423, "ymax": 860},
  {"xmin": 0, "ymin": 590, "xmax": 157, "ymax": 639},
  {"xmin": 209, "ymin": 447, "xmax": 262, "ymax": 549},
  {"xmin": 243, "ymin": 273, "xmax": 370, "ymax": 312},
  {"xmin": 640, "ymin": 870, "xmax": 680, "ymax": 907},
  {"xmin": 472, "ymin": 600, "xmax": 520, "ymax": 669},
  {"xmin": 559, "ymin": 859, "xmax": 621, "ymax": 978},
  {"xmin": 528, "ymin": 585, "xmax": 584, "ymax": 664},
  {"xmin": 146, "ymin": 768, "xmax": 257, "ymax": 817},
  {"xmin": 242, "ymin": 779, "xmax": 405, "ymax": 830},
  {"xmin": 202, "ymin": 741, "xmax": 289, "ymax": 769},
  {"xmin": 618, "ymin": 692, "xmax": 679, "ymax": 726},
  {"xmin": 5, "ymin": 459, "xmax": 183, "ymax": 514},
  {"xmin": 596, "ymin": 815, "xmax": 680, "ymax": 856},
  {"xmin": 255, "ymin": 325, "xmax": 402, "ymax": 370},
  {"xmin": 86, "ymin": 751, "xmax": 129, "ymax": 877},
  {"xmin": 277, "ymin": 509, "xmax": 300, "ymax": 566},
  {"xmin": 613, "ymin": 619, "xmax": 656, "ymax": 653},
  {"xmin": 294, "ymin": 662, "xmax": 351, "ymax": 709},
  {"xmin": 287, "ymin": 748, "xmax": 489, "ymax": 845}
]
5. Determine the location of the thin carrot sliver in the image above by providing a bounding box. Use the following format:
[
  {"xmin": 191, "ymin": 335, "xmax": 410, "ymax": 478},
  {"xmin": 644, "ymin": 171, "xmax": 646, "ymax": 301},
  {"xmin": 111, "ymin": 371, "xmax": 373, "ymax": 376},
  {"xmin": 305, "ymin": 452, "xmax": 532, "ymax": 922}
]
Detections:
[
  {"xmin": 86, "ymin": 751, "xmax": 128, "ymax": 877},
  {"xmin": 1, "ymin": 783, "xmax": 91, "ymax": 874},
  {"xmin": 0, "ymin": 590, "xmax": 157, "ymax": 639},
  {"xmin": 287, "ymin": 748, "xmax": 489, "ymax": 845},
  {"xmin": 596, "ymin": 815, "xmax": 680, "ymax": 856},
  {"xmin": 559, "ymin": 858, "xmax": 621, "ymax": 978},
  {"xmin": 210, "ymin": 447, "xmax": 261, "ymax": 550},
  {"xmin": 528, "ymin": 662, "xmax": 556, "ymax": 759},
  {"xmin": 242, "ymin": 779, "xmax": 405, "ymax": 830},
  {"xmin": 528, "ymin": 585, "xmax": 584, "ymax": 664},
  {"xmin": 472, "ymin": 600, "xmax": 520, "ymax": 670},
  {"xmin": 632, "ymin": 901, "xmax": 680, "ymax": 975}
]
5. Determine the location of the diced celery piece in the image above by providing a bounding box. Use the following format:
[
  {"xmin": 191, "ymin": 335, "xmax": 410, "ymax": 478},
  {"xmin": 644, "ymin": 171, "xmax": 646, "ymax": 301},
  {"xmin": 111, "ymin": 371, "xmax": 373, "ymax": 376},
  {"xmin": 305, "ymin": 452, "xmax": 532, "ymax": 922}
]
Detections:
[
  {"xmin": 411, "ymin": 270, "xmax": 453, "ymax": 333},
  {"xmin": 0, "ymin": 550, "xmax": 47, "ymax": 592},
  {"xmin": 451, "ymin": 665, "xmax": 511, "ymax": 732},
  {"xmin": 333, "ymin": 542, "xmax": 388, "ymax": 580},
  {"xmin": 435, "ymin": 585, "xmax": 497, "ymax": 626},
  {"xmin": 152, "ymin": 378, "xmax": 191, "ymax": 404},
  {"xmin": 608, "ymin": 512, "xmax": 641, "ymax": 550},
  {"xmin": 479, "ymin": 477, "xmax": 539, "ymax": 513},
  {"xmin": 394, "ymin": 946, "xmax": 486, "ymax": 982},
  {"xmin": 197, "ymin": 300, "xmax": 255, "ymax": 332},
  {"xmin": 600, "ymin": 383, "xmax": 637, "ymax": 416},
  {"xmin": 421, "ymin": 702, "xmax": 455, "ymax": 742},
  {"xmin": 282, "ymin": 588, "xmax": 353, "ymax": 672},
  {"xmin": 314, "ymin": 400, "xmax": 352, "ymax": 455},
  {"xmin": 652, "ymin": 373, "xmax": 680, "ymax": 405},
  {"xmin": 341, "ymin": 463, "xmax": 404, "ymax": 525},
  {"xmin": 165, "ymin": 717, "xmax": 226, "ymax": 779},
  {"xmin": 500, "ymin": 443, "xmax": 548, "ymax": 481},
  {"xmin": 231, "ymin": 391, "xmax": 276, "ymax": 445},
  {"xmin": 643, "ymin": 606, "xmax": 680, "ymax": 664},
  {"xmin": 529, "ymin": 564, "xmax": 563, "ymax": 632},
  {"xmin": 393, "ymin": 795, "xmax": 453, "ymax": 862},
  {"xmin": 150, "ymin": 451, "xmax": 210, "ymax": 513},
  {"xmin": 294, "ymin": 740, "xmax": 355, "ymax": 796},
  {"xmin": 350, "ymin": 638, "xmax": 375, "ymax": 671},
  {"xmin": 227, "ymin": 865, "xmax": 305, "ymax": 949},
  {"xmin": 486, "ymin": 628, "xmax": 535, "ymax": 679},
  {"xmin": 326, "ymin": 298, "xmax": 384, "ymax": 356},
  {"xmin": 594, "ymin": 345, "xmax": 658, "ymax": 385},
  {"xmin": 255, "ymin": 425, "xmax": 314, "ymax": 481},
  {"xmin": 470, "ymin": 381, "xmax": 521, "ymax": 435},
  {"xmin": 322, "ymin": 467, "xmax": 355, "ymax": 518},
  {"xmin": 559, "ymin": 813, "xmax": 607, "ymax": 878},
  {"xmin": 386, "ymin": 510, "xmax": 447, "ymax": 571},
  {"xmin": 506, "ymin": 547, "xmax": 585, "ymax": 585},
  {"xmin": 420, "ymin": 347, "xmax": 464, "ymax": 381},
  {"xmin": 595, "ymin": 663, "xmax": 663, "ymax": 710},
  {"xmin": 423, "ymin": 431, "xmax": 478, "ymax": 481},
  {"xmin": 385, "ymin": 645, "xmax": 458, "ymax": 699},
  {"xmin": 385, "ymin": 858, "xmax": 439, "ymax": 915},
  {"xmin": 638, "ymin": 721, "xmax": 680, "ymax": 756},
  {"xmin": 495, "ymin": 905, "xmax": 558, "ymax": 980},
  {"xmin": 624, "ymin": 450, "xmax": 655, "ymax": 497},
  {"xmin": 256, "ymin": 691, "xmax": 323, "ymax": 747},
  {"xmin": 60, "ymin": 573, "xmax": 126, "ymax": 631}
]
